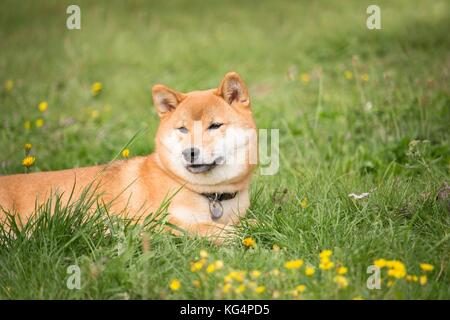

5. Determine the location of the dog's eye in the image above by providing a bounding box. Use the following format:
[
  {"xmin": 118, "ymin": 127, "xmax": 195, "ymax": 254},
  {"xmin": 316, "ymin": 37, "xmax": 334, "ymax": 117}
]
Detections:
[
  {"xmin": 208, "ymin": 123, "xmax": 223, "ymax": 130},
  {"xmin": 177, "ymin": 127, "xmax": 188, "ymax": 134}
]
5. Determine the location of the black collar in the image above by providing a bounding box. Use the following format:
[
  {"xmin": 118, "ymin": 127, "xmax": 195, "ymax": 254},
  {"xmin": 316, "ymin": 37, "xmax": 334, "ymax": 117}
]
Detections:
[{"xmin": 201, "ymin": 192, "xmax": 238, "ymax": 202}]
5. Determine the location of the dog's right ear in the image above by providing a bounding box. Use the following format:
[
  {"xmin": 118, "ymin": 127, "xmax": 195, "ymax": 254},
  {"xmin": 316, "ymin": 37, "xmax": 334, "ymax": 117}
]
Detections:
[{"xmin": 152, "ymin": 85, "xmax": 185, "ymax": 117}]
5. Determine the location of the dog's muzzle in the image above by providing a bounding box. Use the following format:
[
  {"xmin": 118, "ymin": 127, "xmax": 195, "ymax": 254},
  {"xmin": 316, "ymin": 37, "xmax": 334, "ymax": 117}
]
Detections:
[{"xmin": 185, "ymin": 156, "xmax": 225, "ymax": 174}]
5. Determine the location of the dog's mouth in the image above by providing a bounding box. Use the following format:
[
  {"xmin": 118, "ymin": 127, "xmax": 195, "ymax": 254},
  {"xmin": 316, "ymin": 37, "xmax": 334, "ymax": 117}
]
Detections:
[{"xmin": 186, "ymin": 157, "xmax": 224, "ymax": 174}]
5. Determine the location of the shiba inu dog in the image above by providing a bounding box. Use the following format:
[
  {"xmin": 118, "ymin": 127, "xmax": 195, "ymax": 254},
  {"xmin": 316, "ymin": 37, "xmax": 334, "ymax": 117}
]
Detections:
[{"xmin": 0, "ymin": 72, "xmax": 257, "ymax": 242}]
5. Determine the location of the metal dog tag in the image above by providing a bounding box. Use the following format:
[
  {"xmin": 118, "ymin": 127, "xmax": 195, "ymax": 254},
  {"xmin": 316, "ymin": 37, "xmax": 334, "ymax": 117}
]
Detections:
[{"xmin": 209, "ymin": 200, "xmax": 223, "ymax": 220}]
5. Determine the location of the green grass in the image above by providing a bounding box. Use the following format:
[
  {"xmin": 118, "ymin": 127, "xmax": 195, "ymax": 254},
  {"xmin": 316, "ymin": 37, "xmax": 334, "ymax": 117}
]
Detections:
[{"xmin": 0, "ymin": 0, "xmax": 449, "ymax": 299}]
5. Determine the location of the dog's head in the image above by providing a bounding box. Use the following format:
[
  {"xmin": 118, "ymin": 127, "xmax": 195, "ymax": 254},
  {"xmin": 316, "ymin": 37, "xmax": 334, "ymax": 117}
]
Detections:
[{"xmin": 152, "ymin": 72, "xmax": 257, "ymax": 188}]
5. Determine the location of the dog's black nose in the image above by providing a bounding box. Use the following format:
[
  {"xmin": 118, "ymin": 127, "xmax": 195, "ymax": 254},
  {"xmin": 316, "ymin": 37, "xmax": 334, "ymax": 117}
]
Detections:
[{"xmin": 182, "ymin": 147, "xmax": 200, "ymax": 163}]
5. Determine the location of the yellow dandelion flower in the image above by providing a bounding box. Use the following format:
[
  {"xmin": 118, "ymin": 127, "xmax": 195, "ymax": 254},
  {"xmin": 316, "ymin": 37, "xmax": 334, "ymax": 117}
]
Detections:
[
  {"xmin": 4, "ymin": 79, "xmax": 14, "ymax": 92},
  {"xmin": 305, "ymin": 266, "xmax": 315, "ymax": 276},
  {"xmin": 319, "ymin": 260, "xmax": 334, "ymax": 270},
  {"xmin": 387, "ymin": 260, "xmax": 405, "ymax": 269},
  {"xmin": 199, "ymin": 250, "xmax": 208, "ymax": 258},
  {"xmin": 91, "ymin": 82, "xmax": 103, "ymax": 96},
  {"xmin": 22, "ymin": 156, "xmax": 36, "ymax": 168},
  {"xmin": 300, "ymin": 73, "xmax": 310, "ymax": 84},
  {"xmin": 295, "ymin": 284, "xmax": 306, "ymax": 293},
  {"xmin": 169, "ymin": 279, "xmax": 181, "ymax": 291},
  {"xmin": 206, "ymin": 264, "xmax": 216, "ymax": 273},
  {"xmin": 242, "ymin": 237, "xmax": 256, "ymax": 248},
  {"xmin": 223, "ymin": 283, "xmax": 232, "ymax": 293},
  {"xmin": 193, "ymin": 280, "xmax": 201, "ymax": 288},
  {"xmin": 385, "ymin": 260, "xmax": 404, "ymax": 269},
  {"xmin": 387, "ymin": 269, "xmax": 400, "ymax": 278},
  {"xmin": 387, "ymin": 268, "xmax": 406, "ymax": 279},
  {"xmin": 231, "ymin": 271, "xmax": 247, "ymax": 282},
  {"xmin": 406, "ymin": 275, "xmax": 419, "ymax": 282},
  {"xmin": 300, "ymin": 197, "xmax": 308, "ymax": 209},
  {"xmin": 38, "ymin": 101, "xmax": 48, "ymax": 112},
  {"xmin": 35, "ymin": 118, "xmax": 44, "ymax": 128},
  {"xmin": 337, "ymin": 266, "xmax": 348, "ymax": 275},
  {"xmin": 88, "ymin": 110, "xmax": 99, "ymax": 119},
  {"xmin": 224, "ymin": 275, "xmax": 233, "ymax": 283},
  {"xmin": 386, "ymin": 261, "xmax": 396, "ymax": 267},
  {"xmin": 361, "ymin": 73, "xmax": 369, "ymax": 82},
  {"xmin": 419, "ymin": 275, "xmax": 427, "ymax": 286},
  {"xmin": 272, "ymin": 290, "xmax": 280, "ymax": 299},
  {"xmin": 319, "ymin": 250, "xmax": 333, "ymax": 260},
  {"xmin": 228, "ymin": 271, "xmax": 245, "ymax": 283},
  {"xmin": 374, "ymin": 258, "xmax": 387, "ymax": 268},
  {"xmin": 419, "ymin": 263, "xmax": 434, "ymax": 272},
  {"xmin": 122, "ymin": 148, "xmax": 130, "ymax": 159},
  {"xmin": 24, "ymin": 143, "xmax": 32, "ymax": 152},
  {"xmin": 271, "ymin": 269, "xmax": 280, "ymax": 276},
  {"xmin": 235, "ymin": 284, "xmax": 246, "ymax": 294},
  {"xmin": 386, "ymin": 260, "xmax": 406, "ymax": 279},
  {"xmin": 250, "ymin": 270, "xmax": 261, "ymax": 279},
  {"xmin": 190, "ymin": 260, "xmax": 204, "ymax": 272},
  {"xmin": 284, "ymin": 259, "xmax": 304, "ymax": 270},
  {"xmin": 333, "ymin": 275, "xmax": 349, "ymax": 288},
  {"xmin": 24, "ymin": 120, "xmax": 31, "ymax": 129},
  {"xmin": 254, "ymin": 286, "xmax": 265, "ymax": 294},
  {"xmin": 344, "ymin": 70, "xmax": 353, "ymax": 80},
  {"xmin": 214, "ymin": 260, "xmax": 224, "ymax": 270},
  {"xmin": 233, "ymin": 271, "xmax": 246, "ymax": 283}
]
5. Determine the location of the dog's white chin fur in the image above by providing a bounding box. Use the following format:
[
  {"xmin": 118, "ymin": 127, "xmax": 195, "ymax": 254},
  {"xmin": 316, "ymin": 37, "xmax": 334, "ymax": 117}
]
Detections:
[
  {"xmin": 160, "ymin": 146, "xmax": 251, "ymax": 186},
  {"xmin": 178, "ymin": 161, "xmax": 248, "ymax": 186},
  {"xmin": 159, "ymin": 127, "xmax": 255, "ymax": 186}
]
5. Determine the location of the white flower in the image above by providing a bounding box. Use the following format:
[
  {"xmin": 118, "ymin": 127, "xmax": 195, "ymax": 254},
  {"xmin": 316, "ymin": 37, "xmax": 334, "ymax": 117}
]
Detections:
[{"xmin": 348, "ymin": 192, "xmax": 370, "ymax": 200}]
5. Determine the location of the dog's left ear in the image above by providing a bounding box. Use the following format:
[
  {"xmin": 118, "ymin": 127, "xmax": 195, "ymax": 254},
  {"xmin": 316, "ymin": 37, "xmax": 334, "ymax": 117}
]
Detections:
[{"xmin": 217, "ymin": 72, "xmax": 250, "ymax": 108}]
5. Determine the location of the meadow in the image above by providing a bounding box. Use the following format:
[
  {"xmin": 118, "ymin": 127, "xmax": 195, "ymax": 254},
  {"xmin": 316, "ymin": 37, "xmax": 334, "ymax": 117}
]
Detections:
[{"xmin": 0, "ymin": 0, "xmax": 449, "ymax": 299}]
